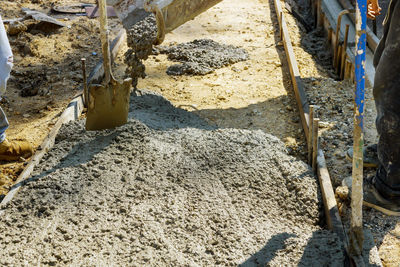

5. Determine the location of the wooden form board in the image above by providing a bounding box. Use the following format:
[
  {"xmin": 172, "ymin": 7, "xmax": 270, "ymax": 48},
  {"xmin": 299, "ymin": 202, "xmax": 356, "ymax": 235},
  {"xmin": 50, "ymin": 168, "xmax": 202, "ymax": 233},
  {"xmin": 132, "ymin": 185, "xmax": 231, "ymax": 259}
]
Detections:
[
  {"xmin": 0, "ymin": 29, "xmax": 127, "ymax": 215},
  {"xmin": 274, "ymin": 0, "xmax": 310, "ymax": 139},
  {"xmin": 272, "ymin": 2, "xmax": 383, "ymax": 266},
  {"xmin": 306, "ymin": 0, "xmax": 383, "ymax": 265},
  {"xmin": 273, "ymin": 0, "xmax": 346, "ymax": 242}
]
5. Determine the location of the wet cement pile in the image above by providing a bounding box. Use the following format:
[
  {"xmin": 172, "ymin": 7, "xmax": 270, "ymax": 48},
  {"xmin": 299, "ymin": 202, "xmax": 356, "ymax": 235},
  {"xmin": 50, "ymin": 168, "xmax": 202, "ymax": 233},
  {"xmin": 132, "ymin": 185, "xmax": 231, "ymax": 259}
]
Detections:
[
  {"xmin": 124, "ymin": 17, "xmax": 248, "ymax": 85},
  {"xmin": 125, "ymin": 14, "xmax": 157, "ymax": 89},
  {"xmin": 157, "ymin": 39, "xmax": 249, "ymax": 75},
  {"xmin": 0, "ymin": 91, "xmax": 343, "ymax": 266}
]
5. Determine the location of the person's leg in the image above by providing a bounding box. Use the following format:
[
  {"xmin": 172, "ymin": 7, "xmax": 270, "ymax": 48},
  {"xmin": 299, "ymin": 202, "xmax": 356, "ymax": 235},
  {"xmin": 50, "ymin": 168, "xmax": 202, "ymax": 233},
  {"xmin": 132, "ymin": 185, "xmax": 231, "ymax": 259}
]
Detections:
[
  {"xmin": 0, "ymin": 106, "xmax": 9, "ymax": 142},
  {"xmin": 373, "ymin": 0, "xmax": 397, "ymax": 67},
  {"xmin": 0, "ymin": 15, "xmax": 33, "ymax": 160},
  {"xmin": 372, "ymin": 0, "xmax": 400, "ymax": 202},
  {"xmin": 0, "ymin": 15, "xmax": 13, "ymax": 96},
  {"xmin": 0, "ymin": 14, "xmax": 11, "ymax": 142}
]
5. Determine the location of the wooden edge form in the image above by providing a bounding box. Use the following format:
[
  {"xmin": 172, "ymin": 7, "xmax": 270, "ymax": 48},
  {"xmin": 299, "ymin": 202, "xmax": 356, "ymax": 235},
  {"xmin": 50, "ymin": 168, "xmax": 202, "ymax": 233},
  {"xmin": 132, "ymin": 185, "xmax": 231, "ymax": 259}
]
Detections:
[
  {"xmin": 0, "ymin": 95, "xmax": 84, "ymax": 215},
  {"xmin": 317, "ymin": 149, "xmax": 347, "ymax": 241},
  {"xmin": 274, "ymin": 0, "xmax": 310, "ymax": 139},
  {"xmin": 0, "ymin": 29, "xmax": 127, "ymax": 214},
  {"xmin": 312, "ymin": 0, "xmax": 383, "ymax": 265},
  {"xmin": 274, "ymin": 0, "xmax": 348, "ymax": 251}
]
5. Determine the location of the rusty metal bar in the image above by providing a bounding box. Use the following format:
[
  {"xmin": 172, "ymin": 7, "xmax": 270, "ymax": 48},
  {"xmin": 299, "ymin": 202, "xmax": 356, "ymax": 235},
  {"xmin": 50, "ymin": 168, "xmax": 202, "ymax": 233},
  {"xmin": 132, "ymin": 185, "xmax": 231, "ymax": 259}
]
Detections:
[
  {"xmin": 340, "ymin": 24, "xmax": 350, "ymax": 79},
  {"xmin": 334, "ymin": 9, "xmax": 355, "ymax": 69}
]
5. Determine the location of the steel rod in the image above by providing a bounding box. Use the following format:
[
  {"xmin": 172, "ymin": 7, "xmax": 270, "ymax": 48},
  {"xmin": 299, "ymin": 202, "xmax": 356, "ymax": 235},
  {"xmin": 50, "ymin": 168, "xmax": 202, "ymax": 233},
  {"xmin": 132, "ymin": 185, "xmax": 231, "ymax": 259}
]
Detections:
[
  {"xmin": 340, "ymin": 24, "xmax": 350, "ymax": 79},
  {"xmin": 336, "ymin": 45, "xmax": 343, "ymax": 73}
]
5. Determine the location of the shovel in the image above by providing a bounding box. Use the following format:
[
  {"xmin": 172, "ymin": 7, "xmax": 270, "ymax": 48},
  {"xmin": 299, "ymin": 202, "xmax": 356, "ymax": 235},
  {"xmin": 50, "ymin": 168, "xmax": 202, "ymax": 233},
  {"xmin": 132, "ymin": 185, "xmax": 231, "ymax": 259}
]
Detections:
[{"xmin": 86, "ymin": 0, "xmax": 132, "ymax": 131}]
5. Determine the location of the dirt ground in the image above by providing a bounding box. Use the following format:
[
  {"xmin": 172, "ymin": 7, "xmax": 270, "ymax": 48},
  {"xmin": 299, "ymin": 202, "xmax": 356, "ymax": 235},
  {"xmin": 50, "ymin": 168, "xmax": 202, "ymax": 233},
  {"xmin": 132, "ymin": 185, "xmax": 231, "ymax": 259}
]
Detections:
[{"xmin": 0, "ymin": 0, "xmax": 399, "ymax": 265}]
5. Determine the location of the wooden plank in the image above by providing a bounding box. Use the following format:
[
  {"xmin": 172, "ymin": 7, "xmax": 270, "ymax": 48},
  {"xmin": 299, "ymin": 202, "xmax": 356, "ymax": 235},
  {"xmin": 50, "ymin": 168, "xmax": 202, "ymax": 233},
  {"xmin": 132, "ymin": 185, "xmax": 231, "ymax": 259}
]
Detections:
[
  {"xmin": 0, "ymin": 29, "xmax": 127, "ymax": 214},
  {"xmin": 308, "ymin": 105, "xmax": 314, "ymax": 164},
  {"xmin": 313, "ymin": 0, "xmax": 383, "ymax": 265},
  {"xmin": 312, "ymin": 118, "xmax": 320, "ymax": 172},
  {"xmin": 317, "ymin": 149, "xmax": 347, "ymax": 241},
  {"xmin": 274, "ymin": 0, "xmax": 310, "ymax": 139},
  {"xmin": 274, "ymin": 0, "xmax": 347, "ymax": 247}
]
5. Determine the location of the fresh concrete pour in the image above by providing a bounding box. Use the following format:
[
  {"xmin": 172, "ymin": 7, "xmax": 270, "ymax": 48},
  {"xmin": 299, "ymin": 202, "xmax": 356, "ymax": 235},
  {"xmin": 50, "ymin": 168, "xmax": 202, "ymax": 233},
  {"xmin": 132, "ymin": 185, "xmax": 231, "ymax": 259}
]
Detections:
[
  {"xmin": 157, "ymin": 39, "xmax": 249, "ymax": 76},
  {"xmin": 0, "ymin": 91, "xmax": 343, "ymax": 266},
  {"xmin": 125, "ymin": 14, "xmax": 158, "ymax": 89},
  {"xmin": 124, "ymin": 15, "xmax": 249, "ymax": 88}
]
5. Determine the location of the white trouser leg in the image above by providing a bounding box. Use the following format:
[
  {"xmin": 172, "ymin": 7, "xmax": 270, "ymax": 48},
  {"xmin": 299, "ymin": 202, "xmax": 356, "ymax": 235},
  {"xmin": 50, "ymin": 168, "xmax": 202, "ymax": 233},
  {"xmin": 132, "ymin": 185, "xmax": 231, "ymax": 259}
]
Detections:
[{"xmin": 0, "ymin": 15, "xmax": 13, "ymax": 142}]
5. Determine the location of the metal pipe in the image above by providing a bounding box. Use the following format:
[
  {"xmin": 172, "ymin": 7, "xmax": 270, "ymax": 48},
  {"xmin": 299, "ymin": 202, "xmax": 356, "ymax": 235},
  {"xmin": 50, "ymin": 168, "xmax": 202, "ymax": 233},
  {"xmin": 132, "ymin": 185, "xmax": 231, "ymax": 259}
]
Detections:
[
  {"xmin": 350, "ymin": 0, "xmax": 366, "ymax": 258},
  {"xmin": 145, "ymin": 0, "xmax": 223, "ymax": 42}
]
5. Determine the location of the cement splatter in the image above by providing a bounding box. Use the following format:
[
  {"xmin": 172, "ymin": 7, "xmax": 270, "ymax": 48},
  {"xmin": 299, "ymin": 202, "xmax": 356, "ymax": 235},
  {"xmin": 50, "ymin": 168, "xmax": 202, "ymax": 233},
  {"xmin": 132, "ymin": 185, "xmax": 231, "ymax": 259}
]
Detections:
[
  {"xmin": 157, "ymin": 39, "xmax": 249, "ymax": 75},
  {"xmin": 0, "ymin": 91, "xmax": 343, "ymax": 266}
]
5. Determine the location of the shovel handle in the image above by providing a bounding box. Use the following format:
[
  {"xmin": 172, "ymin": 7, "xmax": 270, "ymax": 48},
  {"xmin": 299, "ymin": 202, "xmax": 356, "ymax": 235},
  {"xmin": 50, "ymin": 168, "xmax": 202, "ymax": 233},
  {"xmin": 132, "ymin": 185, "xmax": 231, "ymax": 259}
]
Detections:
[{"xmin": 99, "ymin": 0, "xmax": 112, "ymax": 84}]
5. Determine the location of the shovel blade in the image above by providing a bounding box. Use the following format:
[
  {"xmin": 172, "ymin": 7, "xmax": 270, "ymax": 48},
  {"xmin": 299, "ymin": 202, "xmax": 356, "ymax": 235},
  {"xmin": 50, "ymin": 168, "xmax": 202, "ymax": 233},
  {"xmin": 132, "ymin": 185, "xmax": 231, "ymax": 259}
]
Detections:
[{"xmin": 86, "ymin": 79, "xmax": 131, "ymax": 131}]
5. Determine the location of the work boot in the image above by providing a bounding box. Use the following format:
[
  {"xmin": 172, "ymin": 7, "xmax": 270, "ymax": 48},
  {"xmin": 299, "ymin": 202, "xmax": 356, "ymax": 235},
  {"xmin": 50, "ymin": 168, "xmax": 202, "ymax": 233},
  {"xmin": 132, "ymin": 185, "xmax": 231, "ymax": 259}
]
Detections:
[
  {"xmin": 363, "ymin": 177, "xmax": 400, "ymax": 216},
  {"xmin": 342, "ymin": 176, "xmax": 400, "ymax": 216},
  {"xmin": 346, "ymin": 144, "xmax": 379, "ymax": 168},
  {"xmin": 0, "ymin": 139, "xmax": 33, "ymax": 161}
]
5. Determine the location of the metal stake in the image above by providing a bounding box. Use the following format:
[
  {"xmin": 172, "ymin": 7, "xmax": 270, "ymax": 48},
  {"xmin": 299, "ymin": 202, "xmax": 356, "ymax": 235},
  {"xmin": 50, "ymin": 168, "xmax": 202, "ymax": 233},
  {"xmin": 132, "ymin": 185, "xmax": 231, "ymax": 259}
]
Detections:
[
  {"xmin": 350, "ymin": 0, "xmax": 366, "ymax": 257},
  {"xmin": 279, "ymin": 12, "xmax": 283, "ymax": 40},
  {"xmin": 308, "ymin": 105, "xmax": 315, "ymax": 165},
  {"xmin": 340, "ymin": 24, "xmax": 350, "ymax": 79},
  {"xmin": 312, "ymin": 118, "xmax": 319, "ymax": 173}
]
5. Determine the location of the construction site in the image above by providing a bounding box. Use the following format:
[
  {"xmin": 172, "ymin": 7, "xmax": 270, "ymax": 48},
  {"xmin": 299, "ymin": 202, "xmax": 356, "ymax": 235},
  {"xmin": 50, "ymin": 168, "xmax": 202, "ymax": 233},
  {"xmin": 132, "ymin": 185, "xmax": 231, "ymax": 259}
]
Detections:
[{"xmin": 0, "ymin": 0, "xmax": 399, "ymax": 266}]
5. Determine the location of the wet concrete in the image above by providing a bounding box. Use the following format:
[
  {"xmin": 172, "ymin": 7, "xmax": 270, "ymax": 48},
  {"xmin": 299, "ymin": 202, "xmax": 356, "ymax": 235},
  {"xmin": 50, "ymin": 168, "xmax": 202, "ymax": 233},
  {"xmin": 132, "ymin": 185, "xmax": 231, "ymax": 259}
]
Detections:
[
  {"xmin": 157, "ymin": 39, "xmax": 249, "ymax": 75},
  {"xmin": 0, "ymin": 90, "xmax": 344, "ymax": 266},
  {"xmin": 125, "ymin": 14, "xmax": 157, "ymax": 89}
]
